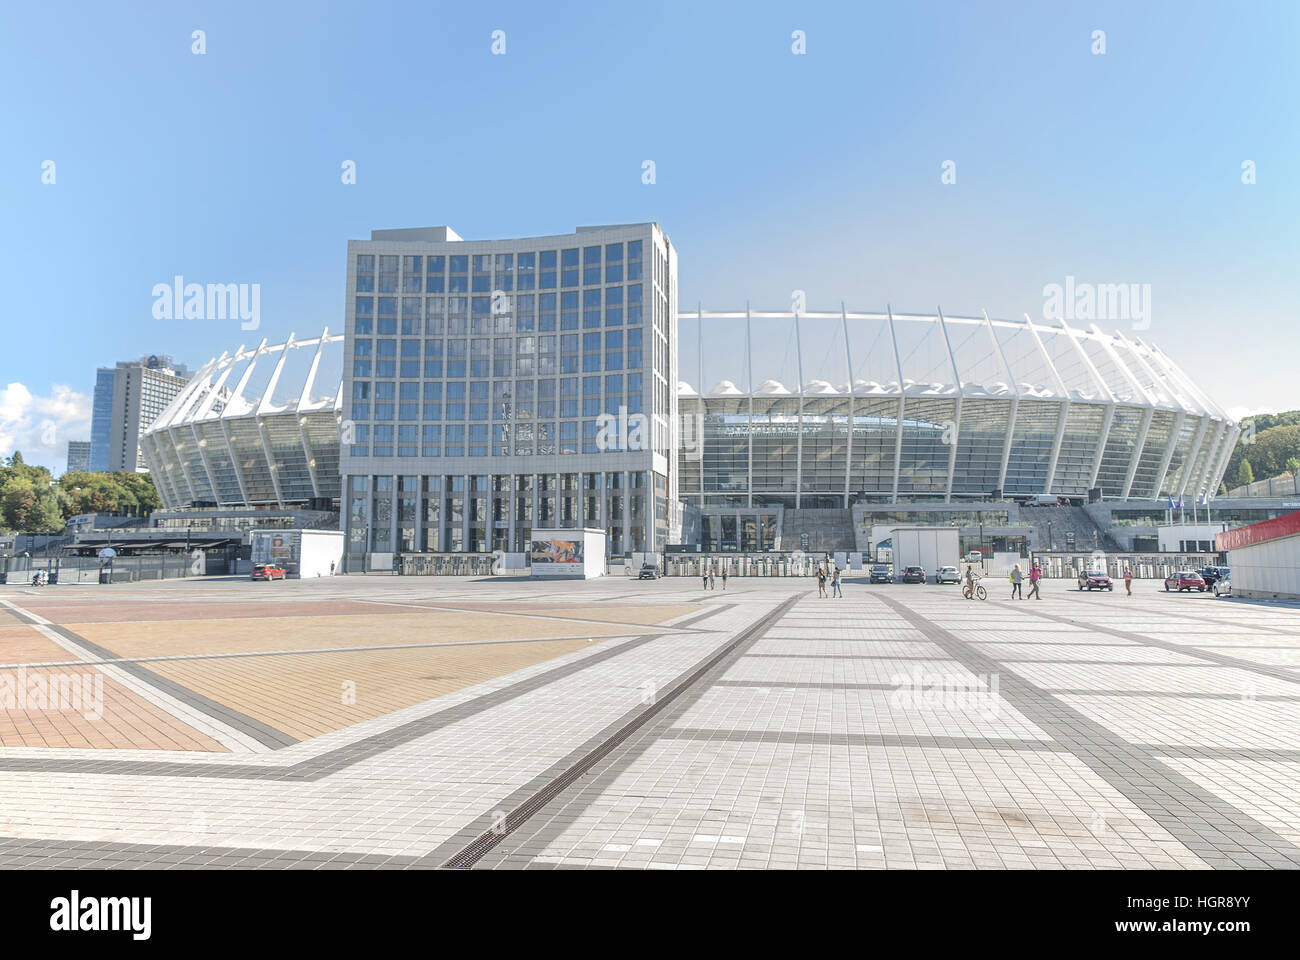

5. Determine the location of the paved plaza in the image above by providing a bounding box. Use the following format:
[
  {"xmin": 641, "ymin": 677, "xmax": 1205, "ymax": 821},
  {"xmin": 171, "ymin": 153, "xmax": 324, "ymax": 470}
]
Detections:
[{"xmin": 0, "ymin": 573, "xmax": 1297, "ymax": 869}]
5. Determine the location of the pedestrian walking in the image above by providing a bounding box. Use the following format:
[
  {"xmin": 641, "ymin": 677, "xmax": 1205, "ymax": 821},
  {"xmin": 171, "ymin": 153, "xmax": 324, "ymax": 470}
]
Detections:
[
  {"xmin": 702, "ymin": 567, "xmax": 709, "ymax": 590},
  {"xmin": 1027, "ymin": 563, "xmax": 1041, "ymax": 600},
  {"xmin": 831, "ymin": 566, "xmax": 843, "ymax": 598},
  {"xmin": 817, "ymin": 566, "xmax": 827, "ymax": 598},
  {"xmin": 709, "ymin": 569, "xmax": 715, "ymax": 590},
  {"xmin": 720, "ymin": 568, "xmax": 727, "ymax": 590},
  {"xmin": 1010, "ymin": 564, "xmax": 1024, "ymax": 599},
  {"xmin": 1124, "ymin": 567, "xmax": 1133, "ymax": 595}
]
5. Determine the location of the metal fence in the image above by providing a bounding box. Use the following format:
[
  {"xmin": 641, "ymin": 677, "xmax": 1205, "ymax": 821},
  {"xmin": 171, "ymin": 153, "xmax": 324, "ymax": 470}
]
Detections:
[
  {"xmin": 1028, "ymin": 552, "xmax": 1222, "ymax": 580},
  {"xmin": 1, "ymin": 553, "xmax": 234, "ymax": 585},
  {"xmin": 663, "ymin": 554, "xmax": 822, "ymax": 578},
  {"xmin": 1225, "ymin": 475, "xmax": 1300, "ymax": 499},
  {"xmin": 393, "ymin": 553, "xmax": 497, "ymax": 576}
]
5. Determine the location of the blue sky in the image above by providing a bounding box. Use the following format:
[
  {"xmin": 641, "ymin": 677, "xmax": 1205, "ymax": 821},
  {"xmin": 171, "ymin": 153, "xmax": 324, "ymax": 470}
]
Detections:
[{"xmin": 2, "ymin": 0, "xmax": 1297, "ymax": 472}]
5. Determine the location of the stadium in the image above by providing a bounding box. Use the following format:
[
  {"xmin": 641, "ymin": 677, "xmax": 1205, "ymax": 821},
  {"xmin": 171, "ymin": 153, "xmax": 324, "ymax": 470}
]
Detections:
[
  {"xmin": 677, "ymin": 309, "xmax": 1237, "ymax": 508},
  {"xmin": 141, "ymin": 312, "xmax": 1236, "ymax": 526},
  {"xmin": 140, "ymin": 330, "xmax": 344, "ymax": 510}
]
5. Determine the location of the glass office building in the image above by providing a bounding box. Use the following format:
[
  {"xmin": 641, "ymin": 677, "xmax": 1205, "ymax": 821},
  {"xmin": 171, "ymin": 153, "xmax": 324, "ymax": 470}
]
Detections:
[
  {"xmin": 339, "ymin": 224, "xmax": 678, "ymax": 564},
  {"xmin": 89, "ymin": 367, "xmax": 116, "ymax": 472}
]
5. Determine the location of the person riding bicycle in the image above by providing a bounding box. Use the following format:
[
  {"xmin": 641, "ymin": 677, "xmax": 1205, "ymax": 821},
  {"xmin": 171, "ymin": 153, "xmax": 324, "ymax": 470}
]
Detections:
[{"xmin": 963, "ymin": 565, "xmax": 976, "ymax": 600}]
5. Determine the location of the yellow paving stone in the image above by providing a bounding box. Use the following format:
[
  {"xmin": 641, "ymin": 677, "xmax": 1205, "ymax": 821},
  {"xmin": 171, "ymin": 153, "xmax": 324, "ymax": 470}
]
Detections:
[
  {"xmin": 64, "ymin": 610, "xmax": 657, "ymax": 660},
  {"xmin": 0, "ymin": 624, "xmax": 73, "ymax": 664},
  {"xmin": 0, "ymin": 664, "xmax": 229, "ymax": 752},
  {"xmin": 145, "ymin": 636, "xmax": 618, "ymax": 740}
]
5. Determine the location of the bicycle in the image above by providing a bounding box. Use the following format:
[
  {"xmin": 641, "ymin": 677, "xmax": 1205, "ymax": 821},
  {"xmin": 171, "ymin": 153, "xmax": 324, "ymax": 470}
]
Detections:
[{"xmin": 962, "ymin": 577, "xmax": 987, "ymax": 601}]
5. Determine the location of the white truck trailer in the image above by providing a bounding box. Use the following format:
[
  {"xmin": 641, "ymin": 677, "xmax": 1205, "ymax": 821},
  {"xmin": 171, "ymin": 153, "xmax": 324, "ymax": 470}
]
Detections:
[{"xmin": 889, "ymin": 526, "xmax": 960, "ymax": 584}]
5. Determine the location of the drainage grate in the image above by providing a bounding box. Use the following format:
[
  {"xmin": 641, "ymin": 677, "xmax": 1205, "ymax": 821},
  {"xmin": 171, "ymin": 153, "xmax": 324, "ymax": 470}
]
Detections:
[{"xmin": 441, "ymin": 595, "xmax": 800, "ymax": 869}]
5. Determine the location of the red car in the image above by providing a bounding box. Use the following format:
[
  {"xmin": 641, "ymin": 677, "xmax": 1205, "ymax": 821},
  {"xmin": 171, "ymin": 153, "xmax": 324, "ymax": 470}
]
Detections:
[
  {"xmin": 1077, "ymin": 571, "xmax": 1113, "ymax": 591},
  {"xmin": 251, "ymin": 562, "xmax": 287, "ymax": 581},
  {"xmin": 1164, "ymin": 570, "xmax": 1206, "ymax": 592}
]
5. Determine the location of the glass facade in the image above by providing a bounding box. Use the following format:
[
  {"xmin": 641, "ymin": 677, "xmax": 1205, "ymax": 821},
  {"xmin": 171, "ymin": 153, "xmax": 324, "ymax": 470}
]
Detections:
[
  {"xmin": 674, "ymin": 310, "xmax": 1235, "ymax": 509},
  {"xmin": 342, "ymin": 224, "xmax": 677, "ymax": 559}
]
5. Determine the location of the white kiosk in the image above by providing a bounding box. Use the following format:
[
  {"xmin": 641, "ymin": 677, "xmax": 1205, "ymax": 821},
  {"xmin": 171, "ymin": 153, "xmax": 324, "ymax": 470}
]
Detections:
[
  {"xmin": 250, "ymin": 529, "xmax": 345, "ymax": 579},
  {"xmin": 529, "ymin": 528, "xmax": 606, "ymax": 580}
]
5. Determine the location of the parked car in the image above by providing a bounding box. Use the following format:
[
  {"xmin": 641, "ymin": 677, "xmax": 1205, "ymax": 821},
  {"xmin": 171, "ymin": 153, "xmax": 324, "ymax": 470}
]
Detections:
[
  {"xmin": 1213, "ymin": 575, "xmax": 1232, "ymax": 597},
  {"xmin": 1077, "ymin": 570, "xmax": 1114, "ymax": 591},
  {"xmin": 637, "ymin": 563, "xmax": 660, "ymax": 580},
  {"xmin": 251, "ymin": 562, "xmax": 286, "ymax": 581},
  {"xmin": 869, "ymin": 564, "xmax": 893, "ymax": 584},
  {"xmin": 1198, "ymin": 566, "xmax": 1230, "ymax": 588},
  {"xmin": 901, "ymin": 566, "xmax": 927, "ymax": 584},
  {"xmin": 936, "ymin": 565, "xmax": 960, "ymax": 584},
  {"xmin": 1164, "ymin": 570, "xmax": 1207, "ymax": 592},
  {"xmin": 962, "ymin": 551, "xmax": 984, "ymax": 563}
]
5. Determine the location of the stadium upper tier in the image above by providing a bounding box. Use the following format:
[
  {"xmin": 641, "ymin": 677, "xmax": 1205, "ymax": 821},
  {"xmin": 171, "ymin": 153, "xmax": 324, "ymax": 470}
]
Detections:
[
  {"xmin": 141, "ymin": 330, "xmax": 344, "ymax": 509},
  {"xmin": 674, "ymin": 309, "xmax": 1237, "ymax": 504}
]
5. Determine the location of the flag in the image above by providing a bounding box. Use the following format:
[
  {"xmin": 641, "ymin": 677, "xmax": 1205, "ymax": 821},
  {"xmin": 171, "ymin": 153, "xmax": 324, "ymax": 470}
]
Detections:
[{"xmin": 1167, "ymin": 495, "xmax": 1175, "ymax": 510}]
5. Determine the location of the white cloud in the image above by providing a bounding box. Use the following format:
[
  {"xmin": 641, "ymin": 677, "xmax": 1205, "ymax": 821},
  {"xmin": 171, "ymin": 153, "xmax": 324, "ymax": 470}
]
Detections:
[{"xmin": 0, "ymin": 382, "xmax": 92, "ymax": 470}]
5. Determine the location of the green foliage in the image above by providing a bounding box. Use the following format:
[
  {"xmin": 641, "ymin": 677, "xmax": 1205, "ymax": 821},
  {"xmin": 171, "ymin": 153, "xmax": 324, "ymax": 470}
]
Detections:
[
  {"xmin": 1235, "ymin": 459, "xmax": 1254, "ymax": 487},
  {"xmin": 0, "ymin": 452, "xmax": 163, "ymax": 532},
  {"xmin": 0, "ymin": 452, "xmax": 61, "ymax": 533},
  {"xmin": 1226, "ymin": 415, "xmax": 1300, "ymax": 487},
  {"xmin": 57, "ymin": 470, "xmax": 161, "ymax": 518}
]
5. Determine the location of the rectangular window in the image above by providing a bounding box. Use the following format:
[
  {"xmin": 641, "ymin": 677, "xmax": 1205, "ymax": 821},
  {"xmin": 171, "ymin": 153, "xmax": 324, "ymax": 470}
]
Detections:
[
  {"xmin": 445, "ymin": 424, "xmax": 465, "ymax": 457},
  {"xmin": 583, "ymin": 288, "xmax": 601, "ymax": 328},
  {"xmin": 356, "ymin": 255, "xmax": 375, "ymax": 292},
  {"xmin": 422, "ymin": 423, "xmax": 441, "ymax": 457},
  {"xmin": 561, "ymin": 291, "xmax": 579, "ymax": 330}
]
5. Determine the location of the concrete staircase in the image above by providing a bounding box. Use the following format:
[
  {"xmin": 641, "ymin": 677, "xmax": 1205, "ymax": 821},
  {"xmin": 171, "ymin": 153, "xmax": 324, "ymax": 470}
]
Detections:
[
  {"xmin": 780, "ymin": 509, "xmax": 856, "ymax": 553},
  {"xmin": 1029, "ymin": 503, "xmax": 1123, "ymax": 553}
]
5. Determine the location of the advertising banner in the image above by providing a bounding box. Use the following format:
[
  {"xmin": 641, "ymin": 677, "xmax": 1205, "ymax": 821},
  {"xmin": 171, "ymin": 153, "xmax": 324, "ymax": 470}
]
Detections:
[{"xmin": 530, "ymin": 537, "xmax": 584, "ymax": 576}]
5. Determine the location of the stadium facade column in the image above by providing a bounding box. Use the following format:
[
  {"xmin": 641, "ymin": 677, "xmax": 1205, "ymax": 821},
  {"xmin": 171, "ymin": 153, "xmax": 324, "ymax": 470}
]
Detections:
[
  {"xmin": 885, "ymin": 306, "xmax": 905, "ymax": 504},
  {"xmin": 1022, "ymin": 314, "xmax": 1071, "ymax": 496},
  {"xmin": 936, "ymin": 307, "xmax": 963, "ymax": 504},
  {"xmin": 1122, "ymin": 408, "xmax": 1155, "ymax": 500},
  {"xmin": 793, "ymin": 311, "xmax": 805, "ymax": 509},
  {"xmin": 841, "ymin": 303, "xmax": 854, "ymax": 510},
  {"xmin": 1152, "ymin": 411, "xmax": 1186, "ymax": 499},
  {"xmin": 746, "ymin": 304, "xmax": 755, "ymax": 510},
  {"xmin": 983, "ymin": 310, "xmax": 1019, "ymax": 498}
]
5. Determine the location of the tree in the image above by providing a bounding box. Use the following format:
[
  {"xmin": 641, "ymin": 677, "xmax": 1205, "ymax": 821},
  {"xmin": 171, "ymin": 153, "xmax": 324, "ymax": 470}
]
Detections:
[
  {"xmin": 1, "ymin": 481, "xmax": 64, "ymax": 533},
  {"xmin": 57, "ymin": 470, "xmax": 160, "ymax": 519},
  {"xmin": 1225, "ymin": 415, "xmax": 1300, "ymax": 484},
  {"xmin": 1235, "ymin": 459, "xmax": 1254, "ymax": 488},
  {"xmin": 1287, "ymin": 456, "xmax": 1300, "ymax": 477}
]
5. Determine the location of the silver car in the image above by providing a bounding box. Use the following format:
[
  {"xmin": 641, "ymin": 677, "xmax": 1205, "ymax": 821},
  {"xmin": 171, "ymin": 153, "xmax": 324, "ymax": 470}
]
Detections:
[{"xmin": 1213, "ymin": 576, "xmax": 1232, "ymax": 597}]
